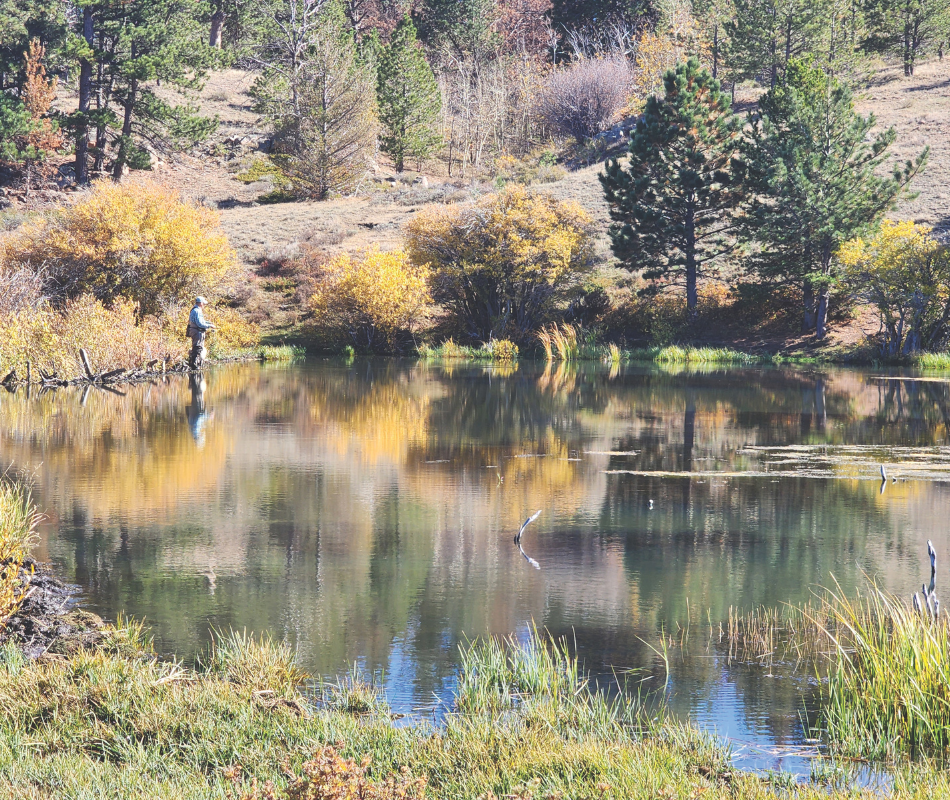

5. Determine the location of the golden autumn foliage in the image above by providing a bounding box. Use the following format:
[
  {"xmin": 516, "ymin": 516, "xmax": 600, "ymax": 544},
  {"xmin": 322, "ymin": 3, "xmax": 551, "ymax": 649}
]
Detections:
[
  {"xmin": 839, "ymin": 220, "xmax": 950, "ymax": 356},
  {"xmin": 632, "ymin": 4, "xmax": 710, "ymax": 111},
  {"xmin": 405, "ymin": 186, "xmax": 594, "ymax": 342},
  {"xmin": 2, "ymin": 181, "xmax": 235, "ymax": 316},
  {"xmin": 308, "ymin": 248, "xmax": 430, "ymax": 352},
  {"xmin": 0, "ymin": 295, "xmax": 182, "ymax": 376}
]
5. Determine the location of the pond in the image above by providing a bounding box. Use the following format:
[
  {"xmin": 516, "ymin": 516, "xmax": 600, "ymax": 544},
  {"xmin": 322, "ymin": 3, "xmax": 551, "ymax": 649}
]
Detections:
[{"xmin": 2, "ymin": 359, "xmax": 948, "ymax": 778}]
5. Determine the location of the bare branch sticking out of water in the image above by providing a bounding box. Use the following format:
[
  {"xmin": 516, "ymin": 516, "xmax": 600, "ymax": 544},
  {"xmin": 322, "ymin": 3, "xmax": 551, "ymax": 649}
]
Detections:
[{"xmin": 515, "ymin": 510, "xmax": 542, "ymax": 569}]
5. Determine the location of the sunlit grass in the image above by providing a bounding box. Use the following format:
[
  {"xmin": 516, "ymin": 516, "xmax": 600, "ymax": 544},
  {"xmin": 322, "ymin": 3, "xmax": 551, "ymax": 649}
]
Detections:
[
  {"xmin": 4, "ymin": 605, "xmax": 950, "ymax": 796},
  {"xmin": 627, "ymin": 345, "xmax": 765, "ymax": 364},
  {"xmin": 0, "ymin": 621, "xmax": 806, "ymax": 800},
  {"xmin": 0, "ymin": 479, "xmax": 40, "ymax": 623},
  {"xmin": 256, "ymin": 344, "xmax": 307, "ymax": 361},
  {"xmin": 819, "ymin": 585, "xmax": 950, "ymax": 761},
  {"xmin": 912, "ymin": 352, "xmax": 950, "ymax": 370},
  {"xmin": 417, "ymin": 338, "xmax": 518, "ymax": 362},
  {"xmin": 725, "ymin": 584, "xmax": 950, "ymax": 762}
]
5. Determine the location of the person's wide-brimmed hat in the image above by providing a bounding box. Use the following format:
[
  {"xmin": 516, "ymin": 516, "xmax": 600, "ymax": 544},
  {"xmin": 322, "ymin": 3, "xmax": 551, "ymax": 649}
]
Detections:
[{"xmin": 195, "ymin": 296, "xmax": 207, "ymax": 305}]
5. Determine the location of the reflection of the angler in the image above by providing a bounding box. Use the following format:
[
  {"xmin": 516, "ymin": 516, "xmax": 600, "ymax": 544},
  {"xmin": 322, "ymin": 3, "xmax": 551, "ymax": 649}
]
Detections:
[{"xmin": 187, "ymin": 375, "xmax": 212, "ymax": 447}]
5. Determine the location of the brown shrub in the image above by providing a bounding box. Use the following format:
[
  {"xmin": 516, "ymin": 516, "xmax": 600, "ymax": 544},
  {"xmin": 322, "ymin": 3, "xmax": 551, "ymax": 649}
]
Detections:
[
  {"xmin": 538, "ymin": 56, "xmax": 632, "ymax": 141},
  {"xmin": 225, "ymin": 746, "xmax": 427, "ymax": 800}
]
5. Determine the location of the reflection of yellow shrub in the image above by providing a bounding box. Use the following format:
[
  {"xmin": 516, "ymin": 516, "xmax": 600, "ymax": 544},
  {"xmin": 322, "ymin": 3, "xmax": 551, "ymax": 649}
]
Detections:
[
  {"xmin": 0, "ymin": 295, "xmax": 181, "ymax": 375},
  {"xmin": 309, "ymin": 248, "xmax": 430, "ymax": 352},
  {"xmin": 2, "ymin": 180, "xmax": 234, "ymax": 315}
]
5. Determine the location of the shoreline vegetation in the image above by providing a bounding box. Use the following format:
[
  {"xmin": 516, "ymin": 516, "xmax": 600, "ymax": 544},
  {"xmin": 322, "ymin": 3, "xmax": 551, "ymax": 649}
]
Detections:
[{"xmin": 3, "ymin": 482, "xmax": 950, "ymax": 797}]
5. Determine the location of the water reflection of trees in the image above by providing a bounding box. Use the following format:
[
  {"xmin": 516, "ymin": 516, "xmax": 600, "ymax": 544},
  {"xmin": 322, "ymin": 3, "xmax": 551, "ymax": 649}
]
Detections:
[{"xmin": 1, "ymin": 361, "xmax": 947, "ymax": 742}]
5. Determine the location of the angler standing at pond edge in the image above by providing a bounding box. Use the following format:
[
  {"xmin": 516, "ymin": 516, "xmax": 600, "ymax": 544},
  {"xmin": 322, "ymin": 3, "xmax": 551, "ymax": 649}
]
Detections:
[{"xmin": 187, "ymin": 296, "xmax": 216, "ymax": 369}]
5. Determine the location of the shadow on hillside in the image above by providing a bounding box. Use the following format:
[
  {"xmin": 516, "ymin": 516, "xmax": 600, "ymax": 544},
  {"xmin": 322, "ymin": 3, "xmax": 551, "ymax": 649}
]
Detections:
[{"xmin": 907, "ymin": 78, "xmax": 950, "ymax": 92}]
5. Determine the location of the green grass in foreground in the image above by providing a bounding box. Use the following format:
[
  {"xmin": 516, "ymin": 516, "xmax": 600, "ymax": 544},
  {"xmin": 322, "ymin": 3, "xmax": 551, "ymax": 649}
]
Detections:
[
  {"xmin": 1, "ymin": 623, "xmax": 949, "ymax": 800},
  {"xmin": 5, "ymin": 618, "xmax": 934, "ymax": 800}
]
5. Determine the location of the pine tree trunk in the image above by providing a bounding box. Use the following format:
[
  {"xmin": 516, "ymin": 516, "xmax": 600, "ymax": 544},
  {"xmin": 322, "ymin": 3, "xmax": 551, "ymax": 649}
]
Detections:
[
  {"xmin": 75, "ymin": 6, "xmax": 94, "ymax": 185},
  {"xmin": 93, "ymin": 32, "xmax": 108, "ymax": 175},
  {"xmin": 685, "ymin": 209, "xmax": 697, "ymax": 312},
  {"xmin": 802, "ymin": 282, "xmax": 816, "ymax": 332},
  {"xmin": 903, "ymin": 2, "xmax": 912, "ymax": 76},
  {"xmin": 816, "ymin": 288, "xmax": 830, "ymax": 339},
  {"xmin": 785, "ymin": 13, "xmax": 793, "ymax": 67},
  {"xmin": 770, "ymin": 8, "xmax": 778, "ymax": 89},
  {"xmin": 113, "ymin": 73, "xmax": 137, "ymax": 181},
  {"xmin": 712, "ymin": 26, "xmax": 719, "ymax": 79},
  {"xmin": 209, "ymin": 9, "xmax": 225, "ymax": 48}
]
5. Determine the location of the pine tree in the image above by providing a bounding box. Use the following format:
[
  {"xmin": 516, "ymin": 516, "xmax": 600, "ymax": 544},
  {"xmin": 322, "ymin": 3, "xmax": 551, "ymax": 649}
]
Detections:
[
  {"xmin": 724, "ymin": 0, "xmax": 826, "ymax": 88},
  {"xmin": 600, "ymin": 58, "xmax": 741, "ymax": 311},
  {"xmin": 252, "ymin": 0, "xmax": 377, "ymax": 200},
  {"xmin": 739, "ymin": 57, "xmax": 927, "ymax": 338},
  {"xmin": 377, "ymin": 15, "xmax": 441, "ymax": 172},
  {"xmin": 68, "ymin": 0, "xmax": 216, "ymax": 183},
  {"xmin": 414, "ymin": 0, "xmax": 497, "ymax": 55},
  {"xmin": 862, "ymin": 0, "xmax": 950, "ymax": 76}
]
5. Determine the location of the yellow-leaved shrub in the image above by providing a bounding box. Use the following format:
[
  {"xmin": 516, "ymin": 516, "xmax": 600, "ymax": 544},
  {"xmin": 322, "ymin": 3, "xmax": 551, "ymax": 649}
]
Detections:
[
  {"xmin": 839, "ymin": 220, "xmax": 950, "ymax": 357},
  {"xmin": 1, "ymin": 180, "xmax": 234, "ymax": 315},
  {"xmin": 405, "ymin": 186, "xmax": 594, "ymax": 342},
  {"xmin": 0, "ymin": 295, "xmax": 183, "ymax": 376},
  {"xmin": 308, "ymin": 248, "xmax": 430, "ymax": 352},
  {"xmin": 166, "ymin": 304, "xmax": 262, "ymax": 358}
]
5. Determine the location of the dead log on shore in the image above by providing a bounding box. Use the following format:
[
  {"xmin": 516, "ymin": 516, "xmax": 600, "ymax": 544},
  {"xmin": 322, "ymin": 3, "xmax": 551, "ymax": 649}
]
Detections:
[
  {"xmin": 79, "ymin": 348, "xmax": 96, "ymax": 381},
  {"xmin": 0, "ymin": 346, "xmax": 252, "ymax": 392}
]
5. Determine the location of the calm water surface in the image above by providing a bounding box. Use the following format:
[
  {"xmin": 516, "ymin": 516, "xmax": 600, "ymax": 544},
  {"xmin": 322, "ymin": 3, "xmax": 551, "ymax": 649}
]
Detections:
[{"xmin": 3, "ymin": 360, "xmax": 949, "ymax": 777}]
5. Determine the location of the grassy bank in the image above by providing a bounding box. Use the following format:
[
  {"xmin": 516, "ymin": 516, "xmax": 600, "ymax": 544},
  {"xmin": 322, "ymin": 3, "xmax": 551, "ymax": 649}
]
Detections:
[
  {"xmin": 0, "ymin": 628, "xmax": 729, "ymax": 799},
  {"xmin": 416, "ymin": 340, "xmax": 829, "ymax": 366},
  {"xmin": 820, "ymin": 586, "xmax": 950, "ymax": 761},
  {"xmin": 0, "ymin": 481, "xmax": 39, "ymax": 621},
  {"xmin": 6, "ymin": 620, "xmax": 950, "ymax": 800}
]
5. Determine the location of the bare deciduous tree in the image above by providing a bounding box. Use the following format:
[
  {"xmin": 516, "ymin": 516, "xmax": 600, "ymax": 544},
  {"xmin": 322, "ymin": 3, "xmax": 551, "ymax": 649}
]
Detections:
[{"xmin": 538, "ymin": 55, "xmax": 631, "ymax": 141}]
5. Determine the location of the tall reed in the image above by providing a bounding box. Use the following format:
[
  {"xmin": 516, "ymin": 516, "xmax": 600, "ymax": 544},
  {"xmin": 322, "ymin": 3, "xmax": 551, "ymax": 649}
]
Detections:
[
  {"xmin": 0, "ymin": 479, "xmax": 41, "ymax": 623},
  {"xmin": 820, "ymin": 585, "xmax": 950, "ymax": 760}
]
